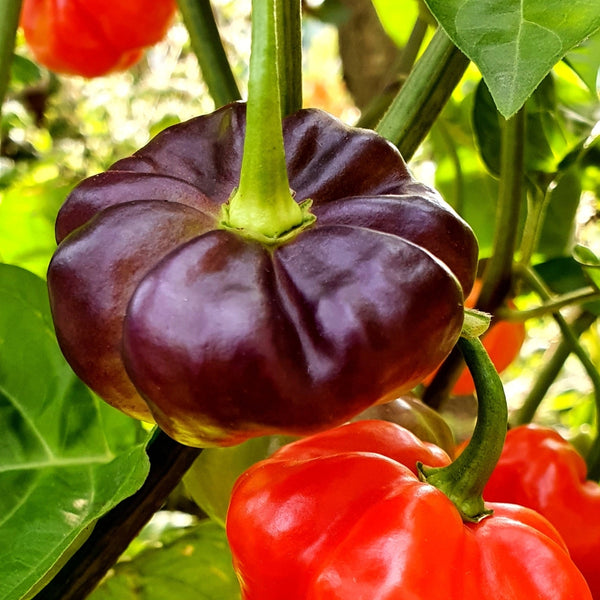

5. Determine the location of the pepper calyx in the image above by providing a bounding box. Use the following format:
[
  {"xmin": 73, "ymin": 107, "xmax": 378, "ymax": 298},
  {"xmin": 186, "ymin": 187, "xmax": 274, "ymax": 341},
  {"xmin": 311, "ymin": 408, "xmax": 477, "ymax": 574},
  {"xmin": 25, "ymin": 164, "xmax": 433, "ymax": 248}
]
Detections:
[{"xmin": 219, "ymin": 195, "xmax": 317, "ymax": 245}]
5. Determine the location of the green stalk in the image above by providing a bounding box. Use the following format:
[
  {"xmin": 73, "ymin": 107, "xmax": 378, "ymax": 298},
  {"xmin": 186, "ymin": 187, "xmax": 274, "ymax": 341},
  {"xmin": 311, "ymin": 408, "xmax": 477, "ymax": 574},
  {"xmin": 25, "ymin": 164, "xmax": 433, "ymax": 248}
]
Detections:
[
  {"xmin": 419, "ymin": 336, "xmax": 508, "ymax": 522},
  {"xmin": 497, "ymin": 287, "xmax": 600, "ymax": 322},
  {"xmin": 177, "ymin": 0, "xmax": 241, "ymax": 107},
  {"xmin": 356, "ymin": 15, "xmax": 429, "ymax": 130},
  {"xmin": 0, "ymin": 0, "xmax": 22, "ymax": 117},
  {"xmin": 277, "ymin": 0, "xmax": 302, "ymax": 116},
  {"xmin": 477, "ymin": 107, "xmax": 526, "ymax": 313},
  {"xmin": 220, "ymin": 0, "xmax": 314, "ymax": 242},
  {"xmin": 375, "ymin": 27, "xmax": 469, "ymax": 160}
]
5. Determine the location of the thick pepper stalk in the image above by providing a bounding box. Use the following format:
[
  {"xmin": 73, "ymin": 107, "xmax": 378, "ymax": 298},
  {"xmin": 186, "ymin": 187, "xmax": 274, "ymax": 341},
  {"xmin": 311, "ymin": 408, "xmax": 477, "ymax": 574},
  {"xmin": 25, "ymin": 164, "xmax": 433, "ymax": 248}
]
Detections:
[
  {"xmin": 226, "ymin": 419, "xmax": 592, "ymax": 599},
  {"xmin": 47, "ymin": 101, "xmax": 478, "ymax": 447},
  {"xmin": 484, "ymin": 424, "xmax": 600, "ymax": 598}
]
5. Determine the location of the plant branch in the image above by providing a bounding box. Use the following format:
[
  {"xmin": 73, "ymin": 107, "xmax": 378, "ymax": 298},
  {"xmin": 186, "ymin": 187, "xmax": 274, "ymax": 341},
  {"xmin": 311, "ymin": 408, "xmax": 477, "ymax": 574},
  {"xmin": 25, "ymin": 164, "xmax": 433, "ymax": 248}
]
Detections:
[
  {"xmin": 375, "ymin": 27, "xmax": 469, "ymax": 161},
  {"xmin": 356, "ymin": 15, "xmax": 429, "ymax": 130},
  {"xmin": 477, "ymin": 107, "xmax": 526, "ymax": 313},
  {"xmin": 34, "ymin": 432, "xmax": 201, "ymax": 600},
  {"xmin": 177, "ymin": 0, "xmax": 241, "ymax": 106},
  {"xmin": 497, "ymin": 287, "xmax": 600, "ymax": 322},
  {"xmin": 423, "ymin": 108, "xmax": 526, "ymax": 409},
  {"xmin": 277, "ymin": 0, "xmax": 302, "ymax": 116}
]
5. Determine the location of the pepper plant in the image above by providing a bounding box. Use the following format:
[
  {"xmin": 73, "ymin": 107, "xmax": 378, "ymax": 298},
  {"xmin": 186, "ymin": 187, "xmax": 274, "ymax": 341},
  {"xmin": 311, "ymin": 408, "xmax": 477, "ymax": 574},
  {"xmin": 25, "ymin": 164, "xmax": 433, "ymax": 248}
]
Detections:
[{"xmin": 0, "ymin": 0, "xmax": 600, "ymax": 598}]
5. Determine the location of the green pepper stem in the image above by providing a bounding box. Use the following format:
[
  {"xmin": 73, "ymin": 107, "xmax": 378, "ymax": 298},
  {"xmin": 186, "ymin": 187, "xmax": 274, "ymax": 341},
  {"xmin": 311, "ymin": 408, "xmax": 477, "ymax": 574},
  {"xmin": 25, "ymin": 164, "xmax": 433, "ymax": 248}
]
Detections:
[
  {"xmin": 177, "ymin": 0, "xmax": 241, "ymax": 107},
  {"xmin": 375, "ymin": 27, "xmax": 469, "ymax": 161},
  {"xmin": 0, "ymin": 0, "xmax": 22, "ymax": 119},
  {"xmin": 418, "ymin": 336, "xmax": 508, "ymax": 522},
  {"xmin": 221, "ymin": 0, "xmax": 314, "ymax": 242}
]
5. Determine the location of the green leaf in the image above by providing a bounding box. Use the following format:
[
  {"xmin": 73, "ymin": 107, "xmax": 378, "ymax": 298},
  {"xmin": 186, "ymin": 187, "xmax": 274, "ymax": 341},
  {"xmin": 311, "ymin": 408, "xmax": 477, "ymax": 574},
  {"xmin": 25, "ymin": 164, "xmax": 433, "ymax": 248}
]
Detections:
[
  {"xmin": 536, "ymin": 166, "xmax": 582, "ymax": 258},
  {"xmin": 424, "ymin": 0, "xmax": 600, "ymax": 117},
  {"xmin": 89, "ymin": 519, "xmax": 241, "ymax": 600},
  {"xmin": 10, "ymin": 54, "xmax": 43, "ymax": 88},
  {"xmin": 563, "ymin": 28, "xmax": 600, "ymax": 97},
  {"xmin": 473, "ymin": 76, "xmax": 579, "ymax": 177},
  {"xmin": 534, "ymin": 256, "xmax": 600, "ymax": 314},
  {"xmin": 0, "ymin": 264, "xmax": 151, "ymax": 600},
  {"xmin": 573, "ymin": 243, "xmax": 600, "ymax": 290}
]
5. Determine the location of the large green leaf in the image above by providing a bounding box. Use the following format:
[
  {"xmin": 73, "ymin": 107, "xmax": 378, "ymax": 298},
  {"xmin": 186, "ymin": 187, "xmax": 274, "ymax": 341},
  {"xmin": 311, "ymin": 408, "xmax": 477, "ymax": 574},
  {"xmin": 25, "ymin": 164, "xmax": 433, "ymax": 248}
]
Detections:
[
  {"xmin": 0, "ymin": 264, "xmax": 151, "ymax": 600},
  {"xmin": 89, "ymin": 519, "xmax": 241, "ymax": 600},
  {"xmin": 424, "ymin": 0, "xmax": 600, "ymax": 117}
]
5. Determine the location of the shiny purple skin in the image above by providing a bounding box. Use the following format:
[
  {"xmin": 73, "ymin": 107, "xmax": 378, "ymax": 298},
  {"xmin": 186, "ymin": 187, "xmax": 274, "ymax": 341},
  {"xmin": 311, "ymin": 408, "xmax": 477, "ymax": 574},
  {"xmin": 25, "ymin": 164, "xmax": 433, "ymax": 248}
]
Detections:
[{"xmin": 47, "ymin": 102, "xmax": 478, "ymax": 446}]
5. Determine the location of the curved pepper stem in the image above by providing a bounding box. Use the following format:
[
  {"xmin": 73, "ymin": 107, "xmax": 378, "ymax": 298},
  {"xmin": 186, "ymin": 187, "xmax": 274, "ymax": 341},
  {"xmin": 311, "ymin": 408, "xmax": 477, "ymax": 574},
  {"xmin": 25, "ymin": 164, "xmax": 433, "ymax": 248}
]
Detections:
[
  {"xmin": 418, "ymin": 334, "xmax": 508, "ymax": 523},
  {"xmin": 221, "ymin": 0, "xmax": 315, "ymax": 243}
]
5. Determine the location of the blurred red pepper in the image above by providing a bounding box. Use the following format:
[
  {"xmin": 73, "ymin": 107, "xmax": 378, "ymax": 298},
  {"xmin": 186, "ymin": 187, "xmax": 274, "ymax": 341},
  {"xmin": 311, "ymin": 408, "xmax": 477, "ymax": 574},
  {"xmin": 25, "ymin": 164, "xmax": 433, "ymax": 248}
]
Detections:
[
  {"xmin": 484, "ymin": 424, "xmax": 600, "ymax": 598},
  {"xmin": 21, "ymin": 0, "xmax": 177, "ymax": 77},
  {"xmin": 425, "ymin": 279, "xmax": 526, "ymax": 394},
  {"xmin": 227, "ymin": 420, "xmax": 592, "ymax": 599},
  {"xmin": 454, "ymin": 279, "xmax": 526, "ymax": 394}
]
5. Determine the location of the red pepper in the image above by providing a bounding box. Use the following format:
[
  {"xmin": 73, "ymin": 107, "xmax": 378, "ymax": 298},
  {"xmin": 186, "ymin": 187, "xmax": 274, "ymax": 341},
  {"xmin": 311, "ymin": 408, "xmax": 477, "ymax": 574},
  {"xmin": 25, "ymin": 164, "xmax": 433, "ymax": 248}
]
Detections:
[
  {"xmin": 21, "ymin": 0, "xmax": 177, "ymax": 77},
  {"xmin": 483, "ymin": 424, "xmax": 600, "ymax": 598},
  {"xmin": 226, "ymin": 420, "xmax": 592, "ymax": 599}
]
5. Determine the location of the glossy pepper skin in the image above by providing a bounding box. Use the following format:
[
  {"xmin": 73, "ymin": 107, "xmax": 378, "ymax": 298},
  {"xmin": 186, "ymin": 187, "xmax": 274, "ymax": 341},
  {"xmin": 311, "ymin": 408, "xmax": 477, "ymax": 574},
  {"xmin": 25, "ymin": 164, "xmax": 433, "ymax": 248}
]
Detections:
[
  {"xmin": 21, "ymin": 0, "xmax": 177, "ymax": 77},
  {"xmin": 47, "ymin": 102, "xmax": 478, "ymax": 447},
  {"xmin": 227, "ymin": 420, "xmax": 592, "ymax": 600},
  {"xmin": 483, "ymin": 424, "xmax": 600, "ymax": 598}
]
